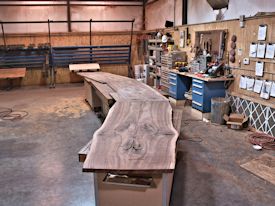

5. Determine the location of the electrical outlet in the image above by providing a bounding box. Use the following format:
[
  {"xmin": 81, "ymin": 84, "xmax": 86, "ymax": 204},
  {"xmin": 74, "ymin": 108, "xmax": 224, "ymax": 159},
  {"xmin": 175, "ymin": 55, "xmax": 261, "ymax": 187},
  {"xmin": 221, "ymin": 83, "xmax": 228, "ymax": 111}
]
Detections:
[{"xmin": 243, "ymin": 58, "xmax": 250, "ymax": 65}]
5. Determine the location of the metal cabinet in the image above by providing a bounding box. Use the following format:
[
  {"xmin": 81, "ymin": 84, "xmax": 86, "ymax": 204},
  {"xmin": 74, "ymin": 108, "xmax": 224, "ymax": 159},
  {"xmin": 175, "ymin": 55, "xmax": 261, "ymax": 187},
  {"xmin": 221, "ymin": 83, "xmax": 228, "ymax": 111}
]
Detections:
[
  {"xmin": 192, "ymin": 78, "xmax": 226, "ymax": 112},
  {"xmin": 168, "ymin": 72, "xmax": 191, "ymax": 100}
]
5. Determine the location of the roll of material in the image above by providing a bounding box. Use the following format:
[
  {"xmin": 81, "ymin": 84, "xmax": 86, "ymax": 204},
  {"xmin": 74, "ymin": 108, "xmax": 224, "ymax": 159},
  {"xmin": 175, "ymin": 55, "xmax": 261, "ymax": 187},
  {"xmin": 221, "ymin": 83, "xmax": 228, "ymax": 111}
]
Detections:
[
  {"xmin": 134, "ymin": 65, "xmax": 142, "ymax": 79},
  {"xmin": 143, "ymin": 64, "xmax": 150, "ymax": 84}
]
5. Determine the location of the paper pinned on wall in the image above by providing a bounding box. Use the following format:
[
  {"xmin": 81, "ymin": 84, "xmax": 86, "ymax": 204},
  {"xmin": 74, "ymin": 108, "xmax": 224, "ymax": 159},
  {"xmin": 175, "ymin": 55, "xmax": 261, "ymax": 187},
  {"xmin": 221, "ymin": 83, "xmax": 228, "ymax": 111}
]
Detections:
[
  {"xmin": 256, "ymin": 43, "xmax": 266, "ymax": 58},
  {"xmin": 258, "ymin": 25, "xmax": 267, "ymax": 41},
  {"xmin": 253, "ymin": 79, "xmax": 263, "ymax": 93},
  {"xmin": 246, "ymin": 77, "xmax": 255, "ymax": 91},
  {"xmin": 239, "ymin": 76, "xmax": 247, "ymax": 89},
  {"xmin": 270, "ymin": 82, "xmax": 275, "ymax": 97},
  {"xmin": 260, "ymin": 80, "xmax": 272, "ymax": 99},
  {"xmin": 255, "ymin": 61, "xmax": 264, "ymax": 77},
  {"xmin": 249, "ymin": 43, "xmax": 257, "ymax": 58},
  {"xmin": 179, "ymin": 31, "xmax": 185, "ymax": 48},
  {"xmin": 265, "ymin": 43, "xmax": 275, "ymax": 59}
]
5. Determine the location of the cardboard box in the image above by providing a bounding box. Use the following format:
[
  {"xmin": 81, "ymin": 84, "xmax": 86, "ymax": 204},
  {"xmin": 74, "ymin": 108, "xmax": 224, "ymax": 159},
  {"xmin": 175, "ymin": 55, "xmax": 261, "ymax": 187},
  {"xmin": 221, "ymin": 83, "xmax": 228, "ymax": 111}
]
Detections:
[{"xmin": 223, "ymin": 113, "xmax": 248, "ymax": 130}]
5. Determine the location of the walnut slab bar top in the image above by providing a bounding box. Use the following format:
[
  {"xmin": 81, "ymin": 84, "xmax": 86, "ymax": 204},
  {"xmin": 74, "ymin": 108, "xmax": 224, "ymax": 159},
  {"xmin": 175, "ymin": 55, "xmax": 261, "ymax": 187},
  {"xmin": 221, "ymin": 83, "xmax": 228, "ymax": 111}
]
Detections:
[
  {"xmin": 78, "ymin": 72, "xmax": 179, "ymax": 173},
  {"xmin": 170, "ymin": 69, "xmax": 235, "ymax": 82}
]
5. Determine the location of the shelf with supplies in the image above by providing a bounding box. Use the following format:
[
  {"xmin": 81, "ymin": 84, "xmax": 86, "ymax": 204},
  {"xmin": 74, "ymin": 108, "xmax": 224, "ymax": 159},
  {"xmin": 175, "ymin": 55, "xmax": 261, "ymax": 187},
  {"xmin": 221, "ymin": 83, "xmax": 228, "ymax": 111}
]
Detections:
[
  {"xmin": 149, "ymin": 56, "xmax": 156, "ymax": 60},
  {"xmin": 148, "ymin": 46, "xmax": 163, "ymax": 51},
  {"xmin": 148, "ymin": 39, "xmax": 174, "ymax": 44},
  {"xmin": 149, "ymin": 72, "xmax": 161, "ymax": 78},
  {"xmin": 146, "ymin": 35, "xmax": 174, "ymax": 90},
  {"xmin": 148, "ymin": 65, "xmax": 157, "ymax": 69}
]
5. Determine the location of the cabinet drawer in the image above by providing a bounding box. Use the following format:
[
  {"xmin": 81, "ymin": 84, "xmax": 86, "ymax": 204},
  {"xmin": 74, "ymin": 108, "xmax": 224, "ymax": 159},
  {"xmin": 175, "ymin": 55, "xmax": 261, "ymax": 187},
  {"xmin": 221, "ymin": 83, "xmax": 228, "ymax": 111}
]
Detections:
[
  {"xmin": 192, "ymin": 78, "xmax": 204, "ymax": 85},
  {"xmin": 192, "ymin": 93, "xmax": 203, "ymax": 104},
  {"xmin": 169, "ymin": 84, "xmax": 176, "ymax": 93},
  {"xmin": 169, "ymin": 75, "xmax": 177, "ymax": 81},
  {"xmin": 169, "ymin": 88, "xmax": 177, "ymax": 99},
  {"xmin": 169, "ymin": 72, "xmax": 177, "ymax": 77},
  {"xmin": 192, "ymin": 83, "xmax": 204, "ymax": 93},
  {"xmin": 192, "ymin": 101, "xmax": 203, "ymax": 111},
  {"xmin": 192, "ymin": 90, "xmax": 203, "ymax": 96}
]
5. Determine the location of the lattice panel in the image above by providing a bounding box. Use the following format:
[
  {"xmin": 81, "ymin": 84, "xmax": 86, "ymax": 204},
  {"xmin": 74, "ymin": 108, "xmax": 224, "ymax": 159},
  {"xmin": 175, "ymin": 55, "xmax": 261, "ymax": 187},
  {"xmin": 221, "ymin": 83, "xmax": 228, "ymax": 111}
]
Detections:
[{"xmin": 227, "ymin": 95, "xmax": 275, "ymax": 137}]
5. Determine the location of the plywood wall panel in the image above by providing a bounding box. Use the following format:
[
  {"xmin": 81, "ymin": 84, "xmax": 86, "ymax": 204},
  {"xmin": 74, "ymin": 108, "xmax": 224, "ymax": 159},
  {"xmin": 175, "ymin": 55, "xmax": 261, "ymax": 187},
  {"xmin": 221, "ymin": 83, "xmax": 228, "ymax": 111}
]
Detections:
[
  {"xmin": 1, "ymin": 32, "xmax": 142, "ymax": 86},
  {"xmin": 170, "ymin": 16, "xmax": 275, "ymax": 107}
]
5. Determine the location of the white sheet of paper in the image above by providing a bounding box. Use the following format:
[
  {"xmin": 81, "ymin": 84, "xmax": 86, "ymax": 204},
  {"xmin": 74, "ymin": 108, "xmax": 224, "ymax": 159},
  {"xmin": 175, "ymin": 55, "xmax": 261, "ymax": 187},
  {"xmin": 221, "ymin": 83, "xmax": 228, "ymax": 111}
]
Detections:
[
  {"xmin": 239, "ymin": 76, "xmax": 247, "ymax": 89},
  {"xmin": 179, "ymin": 39, "xmax": 184, "ymax": 48},
  {"xmin": 255, "ymin": 61, "xmax": 264, "ymax": 77},
  {"xmin": 257, "ymin": 43, "xmax": 266, "ymax": 58},
  {"xmin": 249, "ymin": 43, "xmax": 257, "ymax": 58},
  {"xmin": 258, "ymin": 25, "xmax": 267, "ymax": 41},
  {"xmin": 270, "ymin": 82, "xmax": 275, "ymax": 97},
  {"xmin": 253, "ymin": 79, "xmax": 263, "ymax": 93},
  {"xmin": 260, "ymin": 80, "xmax": 272, "ymax": 99},
  {"xmin": 265, "ymin": 43, "xmax": 275, "ymax": 59},
  {"xmin": 246, "ymin": 77, "xmax": 255, "ymax": 91}
]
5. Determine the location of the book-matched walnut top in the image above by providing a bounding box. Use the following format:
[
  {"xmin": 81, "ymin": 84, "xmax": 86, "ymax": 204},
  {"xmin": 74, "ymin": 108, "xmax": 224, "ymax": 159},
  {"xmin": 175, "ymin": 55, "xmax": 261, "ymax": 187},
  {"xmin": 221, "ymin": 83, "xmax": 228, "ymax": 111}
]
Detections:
[{"xmin": 78, "ymin": 72, "xmax": 179, "ymax": 173}]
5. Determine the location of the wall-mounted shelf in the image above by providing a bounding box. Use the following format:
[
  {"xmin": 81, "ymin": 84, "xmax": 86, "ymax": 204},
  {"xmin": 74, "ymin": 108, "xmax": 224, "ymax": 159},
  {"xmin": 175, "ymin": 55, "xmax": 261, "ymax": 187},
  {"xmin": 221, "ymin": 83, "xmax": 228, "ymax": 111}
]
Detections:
[{"xmin": 250, "ymin": 57, "xmax": 275, "ymax": 64}]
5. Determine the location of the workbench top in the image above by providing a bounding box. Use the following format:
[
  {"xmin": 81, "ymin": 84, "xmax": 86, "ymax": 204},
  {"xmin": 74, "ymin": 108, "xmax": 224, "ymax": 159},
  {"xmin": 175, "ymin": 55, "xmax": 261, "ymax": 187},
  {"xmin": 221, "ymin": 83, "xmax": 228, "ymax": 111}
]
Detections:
[
  {"xmin": 0, "ymin": 68, "xmax": 26, "ymax": 79},
  {"xmin": 170, "ymin": 69, "xmax": 234, "ymax": 82},
  {"xmin": 78, "ymin": 72, "xmax": 179, "ymax": 173}
]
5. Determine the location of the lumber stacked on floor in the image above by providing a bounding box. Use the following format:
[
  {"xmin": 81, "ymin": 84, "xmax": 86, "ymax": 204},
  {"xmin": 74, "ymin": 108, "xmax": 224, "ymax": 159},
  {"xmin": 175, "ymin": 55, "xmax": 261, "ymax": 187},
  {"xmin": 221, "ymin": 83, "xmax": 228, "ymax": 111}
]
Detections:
[{"xmin": 78, "ymin": 72, "xmax": 179, "ymax": 173}]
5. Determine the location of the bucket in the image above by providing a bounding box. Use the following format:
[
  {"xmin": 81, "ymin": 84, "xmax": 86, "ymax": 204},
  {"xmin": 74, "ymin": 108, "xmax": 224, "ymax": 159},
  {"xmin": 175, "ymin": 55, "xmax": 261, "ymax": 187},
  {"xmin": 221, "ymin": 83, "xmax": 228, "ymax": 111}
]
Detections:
[{"xmin": 211, "ymin": 97, "xmax": 230, "ymax": 125}]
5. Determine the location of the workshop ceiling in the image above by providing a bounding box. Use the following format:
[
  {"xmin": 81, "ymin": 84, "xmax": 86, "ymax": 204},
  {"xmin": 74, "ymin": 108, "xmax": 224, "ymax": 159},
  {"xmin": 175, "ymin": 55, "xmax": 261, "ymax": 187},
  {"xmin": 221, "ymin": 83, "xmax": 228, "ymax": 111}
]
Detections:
[{"xmin": 0, "ymin": 0, "xmax": 146, "ymax": 6}]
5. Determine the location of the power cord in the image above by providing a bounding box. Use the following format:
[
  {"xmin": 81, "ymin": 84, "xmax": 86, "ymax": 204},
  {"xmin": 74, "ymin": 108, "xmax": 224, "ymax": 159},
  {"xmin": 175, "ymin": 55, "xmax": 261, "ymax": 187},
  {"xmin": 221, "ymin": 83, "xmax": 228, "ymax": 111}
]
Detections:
[{"xmin": 0, "ymin": 107, "xmax": 28, "ymax": 121}]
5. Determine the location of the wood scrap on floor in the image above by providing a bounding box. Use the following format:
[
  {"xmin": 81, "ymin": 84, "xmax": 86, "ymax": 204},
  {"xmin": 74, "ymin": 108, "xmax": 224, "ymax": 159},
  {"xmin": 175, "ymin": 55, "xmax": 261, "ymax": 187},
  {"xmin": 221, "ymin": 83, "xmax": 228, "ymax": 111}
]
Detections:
[
  {"xmin": 240, "ymin": 153, "xmax": 275, "ymax": 185},
  {"xmin": 69, "ymin": 63, "xmax": 100, "ymax": 72},
  {"xmin": 78, "ymin": 72, "xmax": 179, "ymax": 173}
]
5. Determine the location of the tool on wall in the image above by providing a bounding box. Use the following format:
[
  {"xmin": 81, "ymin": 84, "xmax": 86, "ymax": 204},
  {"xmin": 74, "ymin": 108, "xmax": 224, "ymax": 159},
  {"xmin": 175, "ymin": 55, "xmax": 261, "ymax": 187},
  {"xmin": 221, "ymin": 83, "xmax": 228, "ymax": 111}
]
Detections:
[{"xmin": 229, "ymin": 35, "xmax": 237, "ymax": 63}]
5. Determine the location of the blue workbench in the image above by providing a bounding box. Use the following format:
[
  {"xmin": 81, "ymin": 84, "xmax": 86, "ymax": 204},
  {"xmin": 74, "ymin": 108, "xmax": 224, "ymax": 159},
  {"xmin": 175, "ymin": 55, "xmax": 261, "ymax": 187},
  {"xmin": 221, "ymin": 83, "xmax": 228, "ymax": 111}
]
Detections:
[{"xmin": 168, "ymin": 70, "xmax": 234, "ymax": 113}]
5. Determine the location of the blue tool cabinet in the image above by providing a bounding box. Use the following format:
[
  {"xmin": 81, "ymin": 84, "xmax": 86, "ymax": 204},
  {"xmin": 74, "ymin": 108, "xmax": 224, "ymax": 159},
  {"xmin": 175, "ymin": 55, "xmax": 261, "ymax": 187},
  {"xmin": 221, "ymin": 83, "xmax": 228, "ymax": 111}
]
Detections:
[
  {"xmin": 168, "ymin": 72, "xmax": 191, "ymax": 100},
  {"xmin": 168, "ymin": 71, "xmax": 228, "ymax": 113},
  {"xmin": 192, "ymin": 78, "xmax": 226, "ymax": 113}
]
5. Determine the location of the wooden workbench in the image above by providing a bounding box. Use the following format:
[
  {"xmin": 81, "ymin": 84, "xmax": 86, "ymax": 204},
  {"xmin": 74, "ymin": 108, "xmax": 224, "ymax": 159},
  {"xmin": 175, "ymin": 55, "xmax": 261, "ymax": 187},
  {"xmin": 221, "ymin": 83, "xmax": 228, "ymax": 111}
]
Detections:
[
  {"xmin": 78, "ymin": 72, "xmax": 180, "ymax": 206},
  {"xmin": 170, "ymin": 69, "xmax": 235, "ymax": 82},
  {"xmin": 169, "ymin": 69, "xmax": 234, "ymax": 112},
  {"xmin": 84, "ymin": 77, "xmax": 115, "ymax": 116},
  {"xmin": 0, "ymin": 68, "xmax": 26, "ymax": 90},
  {"xmin": 0, "ymin": 68, "xmax": 26, "ymax": 79}
]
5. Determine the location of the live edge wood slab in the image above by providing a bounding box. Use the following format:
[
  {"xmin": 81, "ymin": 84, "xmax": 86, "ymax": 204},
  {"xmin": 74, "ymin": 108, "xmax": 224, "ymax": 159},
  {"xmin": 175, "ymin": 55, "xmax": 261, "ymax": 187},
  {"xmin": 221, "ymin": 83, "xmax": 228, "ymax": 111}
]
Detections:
[{"xmin": 78, "ymin": 72, "xmax": 179, "ymax": 173}]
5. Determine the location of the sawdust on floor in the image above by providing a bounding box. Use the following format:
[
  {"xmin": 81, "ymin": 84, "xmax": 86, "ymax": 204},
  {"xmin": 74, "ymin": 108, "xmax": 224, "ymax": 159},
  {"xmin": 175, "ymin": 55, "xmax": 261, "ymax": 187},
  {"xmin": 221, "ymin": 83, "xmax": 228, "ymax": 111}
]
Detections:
[{"xmin": 42, "ymin": 97, "xmax": 90, "ymax": 118}]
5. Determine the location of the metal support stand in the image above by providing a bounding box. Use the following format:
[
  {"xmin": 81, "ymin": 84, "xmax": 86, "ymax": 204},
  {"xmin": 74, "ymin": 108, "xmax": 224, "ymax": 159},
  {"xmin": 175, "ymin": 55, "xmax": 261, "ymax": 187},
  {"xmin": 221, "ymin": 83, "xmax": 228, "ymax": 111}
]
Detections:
[
  {"xmin": 48, "ymin": 19, "xmax": 55, "ymax": 88},
  {"xmin": 1, "ymin": 21, "xmax": 6, "ymax": 47}
]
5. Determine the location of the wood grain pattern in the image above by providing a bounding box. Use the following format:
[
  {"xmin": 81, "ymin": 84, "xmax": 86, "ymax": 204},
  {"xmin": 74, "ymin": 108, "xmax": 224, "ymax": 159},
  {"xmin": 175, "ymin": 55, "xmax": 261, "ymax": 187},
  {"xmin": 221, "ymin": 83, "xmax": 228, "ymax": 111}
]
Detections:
[
  {"xmin": 240, "ymin": 153, "xmax": 275, "ymax": 185},
  {"xmin": 78, "ymin": 107, "xmax": 183, "ymax": 163},
  {"xmin": 79, "ymin": 72, "xmax": 178, "ymax": 172},
  {"xmin": 0, "ymin": 68, "xmax": 26, "ymax": 79},
  {"xmin": 84, "ymin": 78, "xmax": 114, "ymax": 101}
]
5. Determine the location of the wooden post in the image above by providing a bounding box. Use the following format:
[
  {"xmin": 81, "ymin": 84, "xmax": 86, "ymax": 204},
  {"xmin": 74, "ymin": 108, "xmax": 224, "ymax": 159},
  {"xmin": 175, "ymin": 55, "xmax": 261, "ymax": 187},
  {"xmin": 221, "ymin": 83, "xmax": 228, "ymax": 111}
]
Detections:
[{"xmin": 67, "ymin": 0, "xmax": 71, "ymax": 32}]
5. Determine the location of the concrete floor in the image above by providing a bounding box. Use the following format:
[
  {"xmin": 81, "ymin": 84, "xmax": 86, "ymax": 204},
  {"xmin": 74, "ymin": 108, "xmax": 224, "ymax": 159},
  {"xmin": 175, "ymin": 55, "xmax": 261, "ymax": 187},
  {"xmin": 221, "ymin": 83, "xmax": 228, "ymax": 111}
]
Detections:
[{"xmin": 0, "ymin": 85, "xmax": 274, "ymax": 206}]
